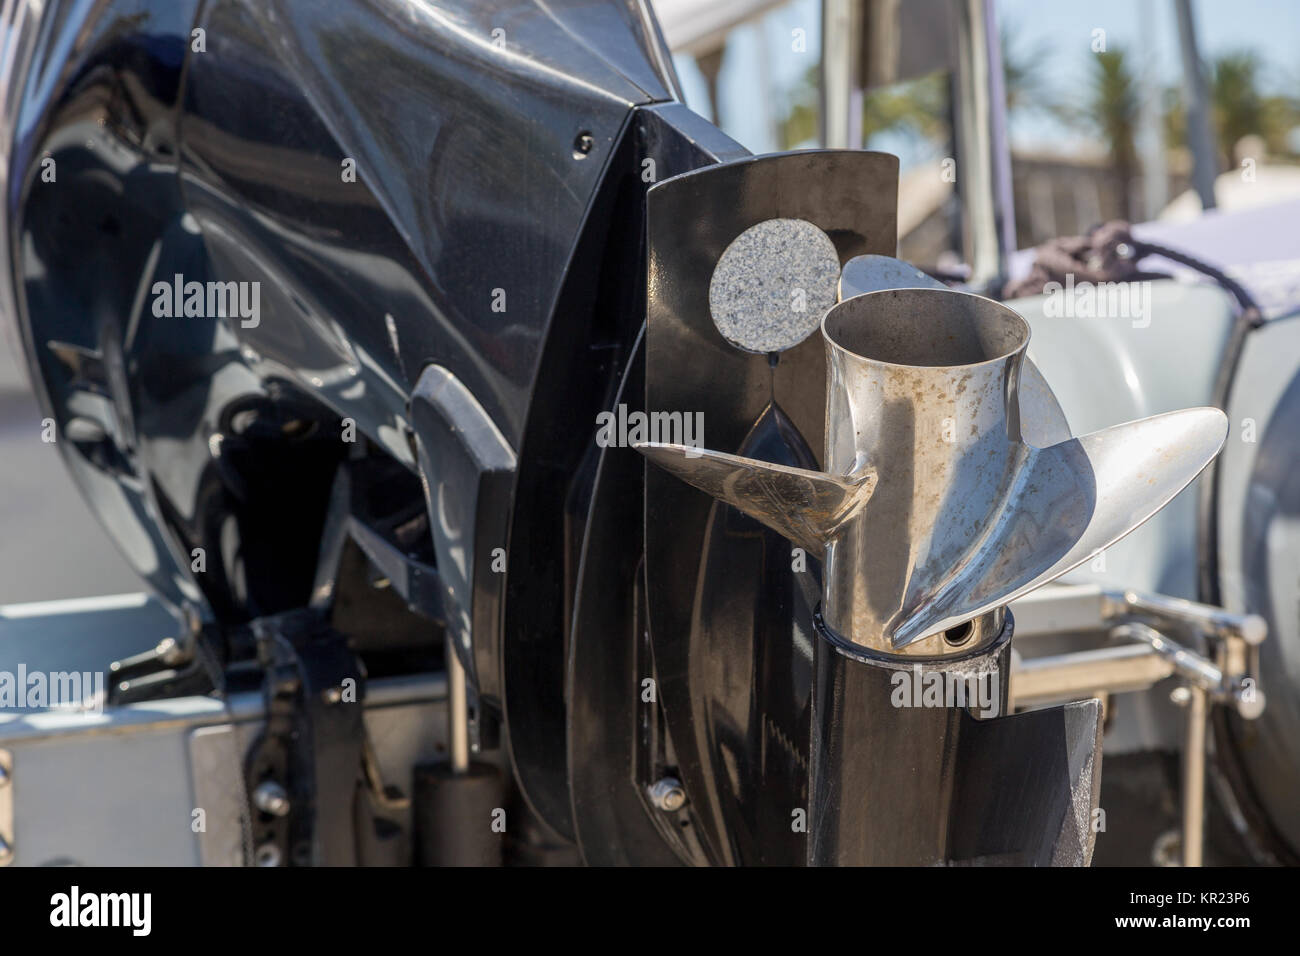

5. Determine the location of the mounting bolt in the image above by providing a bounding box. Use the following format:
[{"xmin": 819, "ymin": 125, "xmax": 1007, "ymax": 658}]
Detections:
[
  {"xmin": 572, "ymin": 131, "xmax": 594, "ymax": 160},
  {"xmin": 322, "ymin": 686, "xmax": 343, "ymax": 705},
  {"xmin": 155, "ymin": 637, "xmax": 182, "ymax": 666},
  {"xmin": 648, "ymin": 776, "xmax": 687, "ymax": 812},
  {"xmin": 253, "ymin": 781, "xmax": 291, "ymax": 817},
  {"xmin": 1169, "ymin": 686, "xmax": 1192, "ymax": 707},
  {"xmin": 253, "ymin": 842, "xmax": 282, "ymax": 867}
]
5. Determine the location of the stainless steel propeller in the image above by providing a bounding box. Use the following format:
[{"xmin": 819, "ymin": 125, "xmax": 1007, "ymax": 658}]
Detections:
[{"xmin": 637, "ymin": 286, "xmax": 1228, "ymax": 655}]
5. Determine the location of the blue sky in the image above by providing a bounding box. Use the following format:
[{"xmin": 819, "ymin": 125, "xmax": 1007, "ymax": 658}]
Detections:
[{"xmin": 673, "ymin": 0, "xmax": 1300, "ymax": 159}]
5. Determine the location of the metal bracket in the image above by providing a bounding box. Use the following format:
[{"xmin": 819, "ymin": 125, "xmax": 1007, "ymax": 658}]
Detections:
[
  {"xmin": 311, "ymin": 461, "xmax": 447, "ymax": 627},
  {"xmin": 1010, "ymin": 583, "xmax": 1266, "ymax": 717},
  {"xmin": 243, "ymin": 610, "xmax": 365, "ymax": 867},
  {"xmin": 346, "ymin": 516, "xmax": 445, "ymax": 625},
  {"xmin": 1009, "ymin": 582, "xmax": 1268, "ymax": 867},
  {"xmin": 107, "ymin": 607, "xmax": 215, "ymax": 705}
]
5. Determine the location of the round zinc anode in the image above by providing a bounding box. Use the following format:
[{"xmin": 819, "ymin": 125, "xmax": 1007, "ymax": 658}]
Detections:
[{"xmin": 708, "ymin": 218, "xmax": 840, "ymax": 354}]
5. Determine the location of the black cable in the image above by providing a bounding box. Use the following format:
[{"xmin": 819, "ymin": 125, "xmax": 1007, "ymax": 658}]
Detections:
[{"xmin": 1129, "ymin": 237, "xmax": 1264, "ymax": 322}]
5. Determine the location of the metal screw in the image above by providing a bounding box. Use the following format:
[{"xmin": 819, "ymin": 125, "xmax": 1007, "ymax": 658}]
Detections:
[
  {"xmin": 648, "ymin": 777, "xmax": 687, "ymax": 812},
  {"xmin": 253, "ymin": 842, "xmax": 282, "ymax": 867},
  {"xmin": 253, "ymin": 781, "xmax": 291, "ymax": 817},
  {"xmin": 155, "ymin": 637, "xmax": 182, "ymax": 665},
  {"xmin": 322, "ymin": 686, "xmax": 343, "ymax": 705},
  {"xmin": 1169, "ymin": 685, "xmax": 1192, "ymax": 707},
  {"xmin": 572, "ymin": 131, "xmax": 594, "ymax": 160}
]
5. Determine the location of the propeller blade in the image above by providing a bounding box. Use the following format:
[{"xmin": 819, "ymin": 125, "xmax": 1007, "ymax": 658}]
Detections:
[
  {"xmin": 891, "ymin": 406, "xmax": 1228, "ymax": 648},
  {"xmin": 634, "ymin": 441, "xmax": 876, "ymax": 554}
]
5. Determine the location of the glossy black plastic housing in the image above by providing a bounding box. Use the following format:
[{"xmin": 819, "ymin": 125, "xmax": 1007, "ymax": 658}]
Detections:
[
  {"xmin": 3, "ymin": 0, "xmax": 686, "ymax": 852},
  {"xmin": 5, "ymin": 0, "xmax": 678, "ymax": 615}
]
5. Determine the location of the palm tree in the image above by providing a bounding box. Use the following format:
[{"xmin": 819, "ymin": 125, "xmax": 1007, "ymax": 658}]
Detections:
[
  {"xmin": 1084, "ymin": 47, "xmax": 1140, "ymax": 218},
  {"xmin": 1210, "ymin": 51, "xmax": 1265, "ymax": 167},
  {"xmin": 1164, "ymin": 50, "xmax": 1300, "ymax": 168}
]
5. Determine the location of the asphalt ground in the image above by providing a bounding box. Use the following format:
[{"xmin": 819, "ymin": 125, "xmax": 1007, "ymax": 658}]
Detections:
[{"xmin": 0, "ymin": 338, "xmax": 140, "ymax": 604}]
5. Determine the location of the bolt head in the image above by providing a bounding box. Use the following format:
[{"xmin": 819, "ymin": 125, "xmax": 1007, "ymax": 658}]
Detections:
[
  {"xmin": 253, "ymin": 842, "xmax": 282, "ymax": 867},
  {"xmin": 1169, "ymin": 686, "xmax": 1192, "ymax": 707},
  {"xmin": 156, "ymin": 637, "xmax": 182, "ymax": 665},
  {"xmin": 253, "ymin": 781, "xmax": 291, "ymax": 817},
  {"xmin": 649, "ymin": 777, "xmax": 687, "ymax": 812},
  {"xmin": 572, "ymin": 131, "xmax": 595, "ymax": 159}
]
